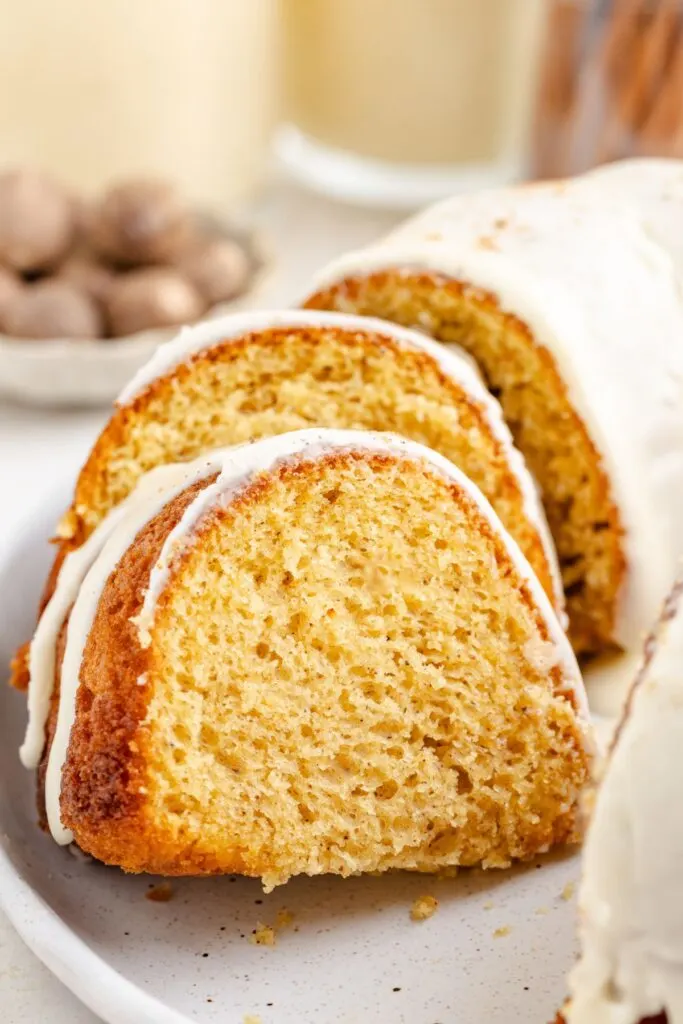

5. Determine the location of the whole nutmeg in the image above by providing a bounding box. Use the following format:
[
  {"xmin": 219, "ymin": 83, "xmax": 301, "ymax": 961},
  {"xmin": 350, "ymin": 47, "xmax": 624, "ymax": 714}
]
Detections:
[
  {"xmin": 57, "ymin": 252, "xmax": 115, "ymax": 304},
  {"xmin": 178, "ymin": 237, "xmax": 251, "ymax": 308},
  {"xmin": 88, "ymin": 179, "xmax": 193, "ymax": 266},
  {"xmin": 105, "ymin": 268, "xmax": 204, "ymax": 337},
  {"xmin": 0, "ymin": 265, "xmax": 23, "ymax": 323},
  {"xmin": 0, "ymin": 169, "xmax": 76, "ymax": 272},
  {"xmin": 2, "ymin": 280, "xmax": 103, "ymax": 339}
]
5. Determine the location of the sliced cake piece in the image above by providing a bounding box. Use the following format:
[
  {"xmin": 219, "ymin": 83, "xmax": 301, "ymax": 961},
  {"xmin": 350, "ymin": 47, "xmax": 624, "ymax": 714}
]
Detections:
[
  {"xmin": 52, "ymin": 310, "xmax": 560, "ymax": 609},
  {"xmin": 304, "ymin": 173, "xmax": 683, "ymax": 655},
  {"xmin": 23, "ymin": 430, "xmax": 592, "ymax": 889},
  {"xmin": 564, "ymin": 576, "xmax": 683, "ymax": 1024}
]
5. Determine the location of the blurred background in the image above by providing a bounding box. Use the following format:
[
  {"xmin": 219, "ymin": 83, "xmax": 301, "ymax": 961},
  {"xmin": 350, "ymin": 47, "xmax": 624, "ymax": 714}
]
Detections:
[{"xmin": 1, "ymin": 0, "xmax": 682, "ymax": 337}]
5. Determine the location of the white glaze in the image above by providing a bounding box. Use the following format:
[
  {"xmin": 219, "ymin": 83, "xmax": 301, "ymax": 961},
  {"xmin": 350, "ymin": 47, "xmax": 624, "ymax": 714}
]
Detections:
[
  {"xmin": 40, "ymin": 427, "xmax": 590, "ymax": 845},
  {"xmin": 41, "ymin": 455, "xmax": 226, "ymax": 844},
  {"xmin": 115, "ymin": 307, "xmax": 563, "ymax": 611},
  {"xmin": 577, "ymin": 158, "xmax": 683, "ymax": 274},
  {"xmin": 20, "ymin": 500, "xmax": 130, "ymax": 769},
  {"xmin": 568, "ymin": 575, "xmax": 683, "ymax": 1024},
  {"xmin": 307, "ymin": 175, "xmax": 683, "ymax": 651}
]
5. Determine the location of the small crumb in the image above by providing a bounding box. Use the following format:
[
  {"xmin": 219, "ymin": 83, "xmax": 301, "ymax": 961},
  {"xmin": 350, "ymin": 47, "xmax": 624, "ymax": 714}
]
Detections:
[
  {"xmin": 493, "ymin": 926, "xmax": 511, "ymax": 939},
  {"xmin": 425, "ymin": 231, "xmax": 443, "ymax": 241},
  {"xmin": 561, "ymin": 882, "xmax": 575, "ymax": 902},
  {"xmin": 477, "ymin": 234, "xmax": 499, "ymax": 251},
  {"xmin": 243, "ymin": 1016, "xmax": 262, "ymax": 1024},
  {"xmin": 535, "ymin": 906, "xmax": 549, "ymax": 916},
  {"xmin": 410, "ymin": 894, "xmax": 438, "ymax": 922},
  {"xmin": 275, "ymin": 908, "xmax": 294, "ymax": 930},
  {"xmin": 249, "ymin": 923, "xmax": 276, "ymax": 947},
  {"xmin": 145, "ymin": 881, "xmax": 173, "ymax": 903},
  {"xmin": 483, "ymin": 901, "xmax": 494, "ymax": 911}
]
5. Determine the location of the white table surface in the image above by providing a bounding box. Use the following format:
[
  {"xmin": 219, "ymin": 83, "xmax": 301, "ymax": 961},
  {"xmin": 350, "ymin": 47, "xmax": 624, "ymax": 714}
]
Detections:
[{"xmin": 0, "ymin": 182, "xmax": 401, "ymax": 1022}]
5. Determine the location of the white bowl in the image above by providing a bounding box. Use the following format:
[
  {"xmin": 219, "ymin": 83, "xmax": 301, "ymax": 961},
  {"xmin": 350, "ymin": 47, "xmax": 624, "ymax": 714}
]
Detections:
[
  {"xmin": 0, "ymin": 225, "xmax": 271, "ymax": 408},
  {"xmin": 0, "ymin": 480, "xmax": 582, "ymax": 1024}
]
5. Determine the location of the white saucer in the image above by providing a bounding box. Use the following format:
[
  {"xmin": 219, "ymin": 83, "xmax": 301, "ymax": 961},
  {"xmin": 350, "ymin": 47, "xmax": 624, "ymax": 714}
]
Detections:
[{"xmin": 0, "ymin": 483, "xmax": 581, "ymax": 1024}]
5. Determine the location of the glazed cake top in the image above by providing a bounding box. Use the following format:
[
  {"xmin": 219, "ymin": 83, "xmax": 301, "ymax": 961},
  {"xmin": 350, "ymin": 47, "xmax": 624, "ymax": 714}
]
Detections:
[{"xmin": 307, "ymin": 161, "xmax": 683, "ymax": 651}]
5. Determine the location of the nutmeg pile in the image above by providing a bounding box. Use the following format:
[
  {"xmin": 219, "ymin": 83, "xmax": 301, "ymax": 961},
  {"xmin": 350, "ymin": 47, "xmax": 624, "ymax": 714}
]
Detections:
[{"xmin": 0, "ymin": 169, "xmax": 254, "ymax": 341}]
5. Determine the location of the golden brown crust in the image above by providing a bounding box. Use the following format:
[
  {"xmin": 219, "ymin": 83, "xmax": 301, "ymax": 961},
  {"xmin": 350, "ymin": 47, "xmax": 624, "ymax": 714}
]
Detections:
[
  {"xmin": 9, "ymin": 641, "xmax": 30, "ymax": 691},
  {"xmin": 305, "ymin": 272, "xmax": 626, "ymax": 655},
  {"xmin": 57, "ymin": 476, "xmax": 216, "ymax": 868},
  {"xmin": 54, "ymin": 451, "xmax": 587, "ymax": 875}
]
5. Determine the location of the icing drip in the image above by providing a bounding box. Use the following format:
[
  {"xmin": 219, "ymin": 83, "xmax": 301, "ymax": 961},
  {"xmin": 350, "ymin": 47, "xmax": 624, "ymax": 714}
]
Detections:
[
  {"xmin": 26, "ymin": 455, "xmax": 226, "ymax": 843},
  {"xmin": 568, "ymin": 575, "xmax": 683, "ymax": 1024},
  {"xmin": 32, "ymin": 428, "xmax": 589, "ymax": 845}
]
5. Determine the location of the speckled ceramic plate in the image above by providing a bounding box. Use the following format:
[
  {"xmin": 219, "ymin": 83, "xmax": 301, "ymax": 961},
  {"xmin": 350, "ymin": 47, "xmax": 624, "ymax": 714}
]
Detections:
[{"xmin": 0, "ymin": 484, "xmax": 581, "ymax": 1024}]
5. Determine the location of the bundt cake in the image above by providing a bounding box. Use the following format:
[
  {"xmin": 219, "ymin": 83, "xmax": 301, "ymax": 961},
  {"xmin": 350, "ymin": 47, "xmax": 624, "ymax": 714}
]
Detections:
[
  {"xmin": 21, "ymin": 429, "xmax": 593, "ymax": 888},
  {"xmin": 13, "ymin": 309, "xmax": 561, "ymax": 678},
  {"xmin": 304, "ymin": 162, "xmax": 683, "ymax": 656},
  {"xmin": 563, "ymin": 574, "xmax": 683, "ymax": 1024},
  {"xmin": 578, "ymin": 158, "xmax": 683, "ymax": 271}
]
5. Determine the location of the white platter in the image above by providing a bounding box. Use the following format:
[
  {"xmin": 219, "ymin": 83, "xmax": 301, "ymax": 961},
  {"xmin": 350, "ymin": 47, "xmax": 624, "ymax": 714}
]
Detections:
[{"xmin": 0, "ymin": 484, "xmax": 581, "ymax": 1024}]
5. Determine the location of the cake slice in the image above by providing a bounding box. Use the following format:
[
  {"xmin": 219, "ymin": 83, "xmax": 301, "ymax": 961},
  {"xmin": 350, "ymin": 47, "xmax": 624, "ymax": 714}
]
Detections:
[
  {"xmin": 54, "ymin": 309, "xmax": 560, "ymax": 607},
  {"xmin": 564, "ymin": 576, "xmax": 683, "ymax": 1024},
  {"xmin": 23, "ymin": 429, "xmax": 592, "ymax": 888},
  {"xmin": 304, "ymin": 168, "xmax": 683, "ymax": 655}
]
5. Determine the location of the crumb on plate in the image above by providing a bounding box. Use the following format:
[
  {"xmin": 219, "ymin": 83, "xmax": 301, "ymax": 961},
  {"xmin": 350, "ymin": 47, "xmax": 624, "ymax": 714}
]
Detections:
[
  {"xmin": 275, "ymin": 908, "xmax": 294, "ymax": 929},
  {"xmin": 145, "ymin": 881, "xmax": 173, "ymax": 902},
  {"xmin": 494, "ymin": 926, "xmax": 511, "ymax": 939},
  {"xmin": 249, "ymin": 923, "xmax": 276, "ymax": 947},
  {"xmin": 410, "ymin": 894, "xmax": 438, "ymax": 922},
  {"xmin": 561, "ymin": 882, "xmax": 575, "ymax": 902}
]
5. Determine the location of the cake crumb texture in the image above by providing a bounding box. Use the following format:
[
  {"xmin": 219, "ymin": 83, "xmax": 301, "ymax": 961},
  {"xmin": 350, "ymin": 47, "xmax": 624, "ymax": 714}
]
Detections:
[
  {"xmin": 306, "ymin": 275, "xmax": 625, "ymax": 654},
  {"xmin": 60, "ymin": 452, "xmax": 590, "ymax": 883},
  {"xmin": 65, "ymin": 325, "xmax": 557, "ymax": 602}
]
